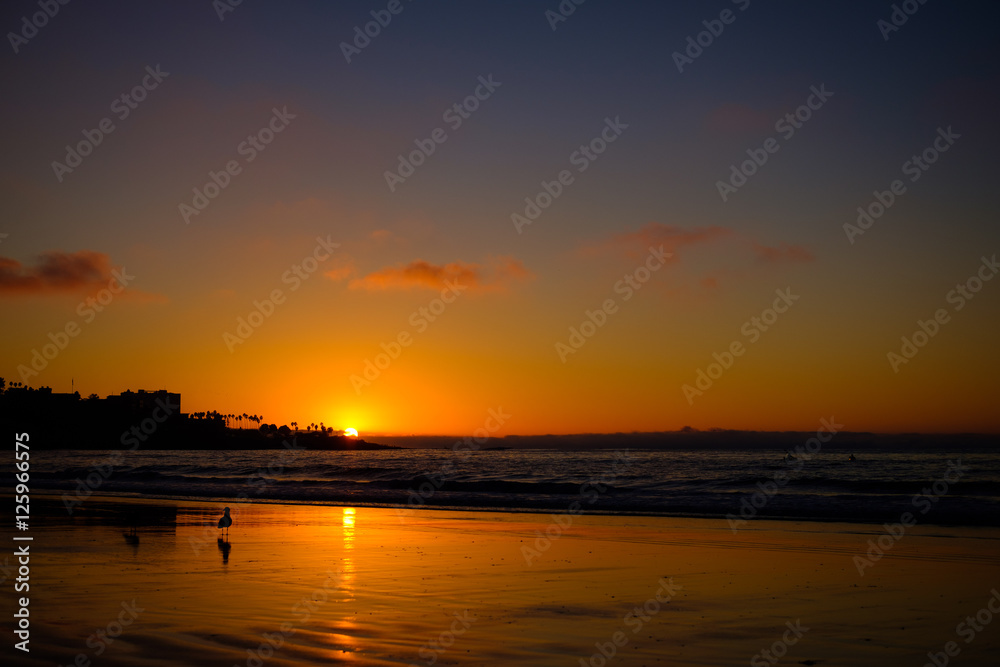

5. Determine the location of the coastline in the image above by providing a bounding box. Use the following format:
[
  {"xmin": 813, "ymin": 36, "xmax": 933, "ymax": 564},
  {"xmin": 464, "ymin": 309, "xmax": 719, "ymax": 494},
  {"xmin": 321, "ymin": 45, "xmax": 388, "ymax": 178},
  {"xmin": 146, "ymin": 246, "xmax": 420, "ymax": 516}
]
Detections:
[{"xmin": 5, "ymin": 494, "xmax": 1000, "ymax": 666}]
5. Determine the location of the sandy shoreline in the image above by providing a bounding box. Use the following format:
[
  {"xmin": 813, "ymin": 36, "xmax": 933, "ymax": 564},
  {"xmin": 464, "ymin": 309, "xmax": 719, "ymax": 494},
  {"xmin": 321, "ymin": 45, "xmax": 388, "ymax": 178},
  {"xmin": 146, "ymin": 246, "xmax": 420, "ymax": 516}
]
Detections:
[{"xmin": 4, "ymin": 494, "xmax": 1000, "ymax": 666}]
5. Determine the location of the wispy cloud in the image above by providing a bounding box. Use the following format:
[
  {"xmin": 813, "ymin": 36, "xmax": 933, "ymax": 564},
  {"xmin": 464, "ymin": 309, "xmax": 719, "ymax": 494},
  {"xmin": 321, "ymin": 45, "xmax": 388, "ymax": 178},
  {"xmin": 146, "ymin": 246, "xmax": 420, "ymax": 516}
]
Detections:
[
  {"xmin": 578, "ymin": 223, "xmax": 815, "ymax": 294},
  {"xmin": 579, "ymin": 222, "xmax": 733, "ymax": 259},
  {"xmin": 368, "ymin": 229, "xmax": 404, "ymax": 244},
  {"xmin": 324, "ymin": 261, "xmax": 357, "ymax": 281},
  {"xmin": 347, "ymin": 256, "xmax": 533, "ymax": 293},
  {"xmin": 704, "ymin": 102, "xmax": 776, "ymax": 135},
  {"xmin": 752, "ymin": 242, "xmax": 815, "ymax": 263}
]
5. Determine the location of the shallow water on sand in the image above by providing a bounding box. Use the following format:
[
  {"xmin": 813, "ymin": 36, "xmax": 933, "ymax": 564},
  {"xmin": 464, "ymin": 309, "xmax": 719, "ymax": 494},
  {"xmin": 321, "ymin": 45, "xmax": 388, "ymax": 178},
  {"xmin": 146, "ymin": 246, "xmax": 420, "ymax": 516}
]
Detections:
[{"xmin": 4, "ymin": 497, "xmax": 1000, "ymax": 666}]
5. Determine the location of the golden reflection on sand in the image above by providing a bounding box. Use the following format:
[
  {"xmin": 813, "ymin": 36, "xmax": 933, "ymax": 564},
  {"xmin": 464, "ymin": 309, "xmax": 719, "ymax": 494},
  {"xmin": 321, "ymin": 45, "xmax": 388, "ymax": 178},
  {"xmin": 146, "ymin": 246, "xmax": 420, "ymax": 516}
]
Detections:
[{"xmin": 330, "ymin": 506, "xmax": 360, "ymax": 661}]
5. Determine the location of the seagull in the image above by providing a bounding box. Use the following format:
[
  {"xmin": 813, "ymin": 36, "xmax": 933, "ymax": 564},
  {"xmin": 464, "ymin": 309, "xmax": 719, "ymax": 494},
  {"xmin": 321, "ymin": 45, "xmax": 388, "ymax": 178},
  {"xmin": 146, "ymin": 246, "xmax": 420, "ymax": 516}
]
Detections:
[{"xmin": 218, "ymin": 507, "xmax": 232, "ymax": 538}]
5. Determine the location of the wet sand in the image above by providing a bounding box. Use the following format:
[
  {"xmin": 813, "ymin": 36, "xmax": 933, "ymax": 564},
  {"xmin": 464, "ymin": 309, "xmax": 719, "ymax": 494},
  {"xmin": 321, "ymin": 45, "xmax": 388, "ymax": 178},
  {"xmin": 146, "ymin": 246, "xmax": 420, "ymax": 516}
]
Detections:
[{"xmin": 4, "ymin": 495, "xmax": 1000, "ymax": 666}]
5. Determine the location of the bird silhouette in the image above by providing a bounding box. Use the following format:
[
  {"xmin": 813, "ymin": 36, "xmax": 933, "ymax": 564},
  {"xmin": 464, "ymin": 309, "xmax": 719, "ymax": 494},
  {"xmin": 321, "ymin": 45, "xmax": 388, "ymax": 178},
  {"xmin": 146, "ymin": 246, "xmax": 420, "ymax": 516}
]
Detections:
[{"xmin": 218, "ymin": 507, "xmax": 232, "ymax": 538}]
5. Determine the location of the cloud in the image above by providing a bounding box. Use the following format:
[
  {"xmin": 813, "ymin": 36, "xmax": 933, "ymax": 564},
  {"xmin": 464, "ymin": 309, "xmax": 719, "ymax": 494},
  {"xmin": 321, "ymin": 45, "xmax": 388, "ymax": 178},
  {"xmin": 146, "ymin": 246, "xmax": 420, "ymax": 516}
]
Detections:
[
  {"xmin": 0, "ymin": 250, "xmax": 114, "ymax": 294},
  {"xmin": 578, "ymin": 223, "xmax": 814, "ymax": 295},
  {"xmin": 752, "ymin": 242, "xmax": 815, "ymax": 263},
  {"xmin": 348, "ymin": 256, "xmax": 533, "ymax": 293},
  {"xmin": 582, "ymin": 223, "xmax": 814, "ymax": 265},
  {"xmin": 0, "ymin": 249, "xmax": 167, "ymax": 303},
  {"xmin": 704, "ymin": 103, "xmax": 776, "ymax": 135},
  {"xmin": 324, "ymin": 261, "xmax": 357, "ymax": 281},
  {"xmin": 579, "ymin": 222, "xmax": 733, "ymax": 258},
  {"xmin": 369, "ymin": 229, "xmax": 405, "ymax": 243}
]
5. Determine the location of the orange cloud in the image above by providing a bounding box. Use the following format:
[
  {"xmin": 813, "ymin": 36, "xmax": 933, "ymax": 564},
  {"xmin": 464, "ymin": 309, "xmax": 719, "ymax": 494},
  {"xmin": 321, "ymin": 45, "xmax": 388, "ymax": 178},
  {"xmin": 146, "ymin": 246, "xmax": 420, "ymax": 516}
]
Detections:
[
  {"xmin": 752, "ymin": 242, "xmax": 815, "ymax": 263},
  {"xmin": 0, "ymin": 250, "xmax": 167, "ymax": 303},
  {"xmin": 0, "ymin": 250, "xmax": 114, "ymax": 294},
  {"xmin": 324, "ymin": 261, "xmax": 357, "ymax": 281},
  {"xmin": 369, "ymin": 229, "xmax": 404, "ymax": 243},
  {"xmin": 349, "ymin": 256, "xmax": 533, "ymax": 293},
  {"xmin": 580, "ymin": 222, "xmax": 733, "ymax": 259}
]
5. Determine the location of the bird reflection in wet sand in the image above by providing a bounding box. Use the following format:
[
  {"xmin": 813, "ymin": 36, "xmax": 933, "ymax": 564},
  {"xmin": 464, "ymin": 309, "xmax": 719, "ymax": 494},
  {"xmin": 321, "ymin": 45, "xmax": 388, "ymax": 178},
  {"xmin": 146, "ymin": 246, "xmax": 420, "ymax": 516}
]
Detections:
[{"xmin": 217, "ymin": 537, "xmax": 231, "ymax": 565}]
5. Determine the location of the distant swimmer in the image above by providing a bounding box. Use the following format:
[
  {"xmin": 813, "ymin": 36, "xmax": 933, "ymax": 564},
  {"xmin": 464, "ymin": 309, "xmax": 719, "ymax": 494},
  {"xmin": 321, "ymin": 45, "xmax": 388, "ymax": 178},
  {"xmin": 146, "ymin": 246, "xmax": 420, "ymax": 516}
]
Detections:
[
  {"xmin": 784, "ymin": 451, "xmax": 796, "ymax": 462},
  {"xmin": 848, "ymin": 454, "xmax": 856, "ymax": 462},
  {"xmin": 218, "ymin": 507, "xmax": 232, "ymax": 537}
]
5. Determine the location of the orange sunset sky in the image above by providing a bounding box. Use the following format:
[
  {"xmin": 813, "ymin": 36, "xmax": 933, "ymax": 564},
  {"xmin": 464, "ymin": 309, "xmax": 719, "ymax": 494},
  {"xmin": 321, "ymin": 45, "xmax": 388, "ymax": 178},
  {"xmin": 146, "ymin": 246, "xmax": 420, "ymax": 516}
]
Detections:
[{"xmin": 2, "ymin": 1, "xmax": 999, "ymax": 435}]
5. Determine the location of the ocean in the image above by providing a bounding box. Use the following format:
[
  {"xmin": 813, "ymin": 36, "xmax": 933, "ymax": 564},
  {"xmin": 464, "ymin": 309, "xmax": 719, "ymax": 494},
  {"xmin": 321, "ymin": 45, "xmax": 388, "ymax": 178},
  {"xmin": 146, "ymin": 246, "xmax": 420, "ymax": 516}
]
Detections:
[{"xmin": 26, "ymin": 446, "xmax": 1000, "ymax": 527}]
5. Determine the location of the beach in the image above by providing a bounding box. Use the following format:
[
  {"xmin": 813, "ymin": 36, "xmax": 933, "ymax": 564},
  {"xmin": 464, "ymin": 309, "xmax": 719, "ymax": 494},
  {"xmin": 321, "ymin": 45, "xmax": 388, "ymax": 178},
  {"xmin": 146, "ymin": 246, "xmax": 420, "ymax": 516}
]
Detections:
[{"xmin": 5, "ymin": 495, "xmax": 1000, "ymax": 666}]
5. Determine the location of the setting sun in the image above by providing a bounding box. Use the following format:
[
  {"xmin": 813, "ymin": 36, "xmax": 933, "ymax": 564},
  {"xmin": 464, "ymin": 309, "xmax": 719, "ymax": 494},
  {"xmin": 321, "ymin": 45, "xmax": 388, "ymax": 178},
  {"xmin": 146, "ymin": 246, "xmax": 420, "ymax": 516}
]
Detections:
[{"xmin": 344, "ymin": 427, "xmax": 358, "ymax": 437}]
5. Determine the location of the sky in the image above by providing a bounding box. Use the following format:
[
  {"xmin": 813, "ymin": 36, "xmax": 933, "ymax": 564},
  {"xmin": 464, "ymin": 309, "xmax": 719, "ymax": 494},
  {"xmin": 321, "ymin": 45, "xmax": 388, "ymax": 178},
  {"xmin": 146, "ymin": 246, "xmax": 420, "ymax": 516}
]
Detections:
[{"xmin": 1, "ymin": 0, "xmax": 999, "ymax": 436}]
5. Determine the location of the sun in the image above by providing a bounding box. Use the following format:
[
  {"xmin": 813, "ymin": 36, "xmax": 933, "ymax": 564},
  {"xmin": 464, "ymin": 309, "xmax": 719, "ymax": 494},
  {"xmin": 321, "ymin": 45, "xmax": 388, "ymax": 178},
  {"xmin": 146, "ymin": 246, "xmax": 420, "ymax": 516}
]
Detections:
[{"xmin": 344, "ymin": 427, "xmax": 358, "ymax": 437}]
